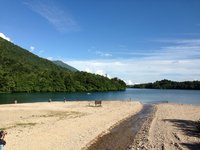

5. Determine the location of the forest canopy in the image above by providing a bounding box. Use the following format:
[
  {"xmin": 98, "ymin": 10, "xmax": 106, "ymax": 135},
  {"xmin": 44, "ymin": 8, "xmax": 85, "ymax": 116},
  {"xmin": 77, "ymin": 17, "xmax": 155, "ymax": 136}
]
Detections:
[{"xmin": 0, "ymin": 37, "xmax": 126, "ymax": 93}]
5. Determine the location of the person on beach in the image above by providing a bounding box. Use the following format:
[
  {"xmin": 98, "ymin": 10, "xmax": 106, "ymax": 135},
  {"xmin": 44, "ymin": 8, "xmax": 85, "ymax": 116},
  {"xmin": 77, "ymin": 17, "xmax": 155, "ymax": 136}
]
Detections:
[{"xmin": 0, "ymin": 131, "xmax": 7, "ymax": 150}]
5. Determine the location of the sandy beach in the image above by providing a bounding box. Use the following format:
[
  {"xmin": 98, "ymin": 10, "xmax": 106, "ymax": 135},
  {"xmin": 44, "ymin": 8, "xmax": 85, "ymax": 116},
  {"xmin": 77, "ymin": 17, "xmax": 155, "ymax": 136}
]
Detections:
[
  {"xmin": 1, "ymin": 101, "xmax": 200, "ymax": 150},
  {"xmin": 132, "ymin": 103, "xmax": 200, "ymax": 150},
  {"xmin": 0, "ymin": 101, "xmax": 142, "ymax": 150}
]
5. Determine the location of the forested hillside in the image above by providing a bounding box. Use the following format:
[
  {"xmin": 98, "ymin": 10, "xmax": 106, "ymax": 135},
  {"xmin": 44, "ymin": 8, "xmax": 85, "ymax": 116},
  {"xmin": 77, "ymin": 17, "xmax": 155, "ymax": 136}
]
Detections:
[
  {"xmin": 128, "ymin": 79, "xmax": 200, "ymax": 90},
  {"xmin": 52, "ymin": 60, "xmax": 78, "ymax": 72},
  {"xmin": 0, "ymin": 37, "xmax": 126, "ymax": 92}
]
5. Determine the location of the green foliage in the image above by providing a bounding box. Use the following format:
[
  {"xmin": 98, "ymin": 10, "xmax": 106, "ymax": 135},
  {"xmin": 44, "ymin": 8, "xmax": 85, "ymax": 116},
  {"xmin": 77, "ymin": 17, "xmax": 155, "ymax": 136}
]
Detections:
[
  {"xmin": 0, "ymin": 37, "xmax": 126, "ymax": 93},
  {"xmin": 128, "ymin": 79, "xmax": 200, "ymax": 90}
]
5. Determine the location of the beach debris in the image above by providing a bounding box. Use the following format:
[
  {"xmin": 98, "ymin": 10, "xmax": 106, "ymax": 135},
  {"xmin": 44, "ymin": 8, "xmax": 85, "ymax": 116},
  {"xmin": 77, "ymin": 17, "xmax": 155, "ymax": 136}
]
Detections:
[
  {"xmin": 172, "ymin": 132, "xmax": 181, "ymax": 141},
  {"xmin": 174, "ymin": 142, "xmax": 182, "ymax": 150}
]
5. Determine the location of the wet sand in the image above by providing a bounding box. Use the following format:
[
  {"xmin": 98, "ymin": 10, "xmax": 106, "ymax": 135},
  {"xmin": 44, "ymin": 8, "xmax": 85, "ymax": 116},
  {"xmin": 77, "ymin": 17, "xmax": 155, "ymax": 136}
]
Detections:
[
  {"xmin": 84, "ymin": 104, "xmax": 155, "ymax": 150},
  {"xmin": 0, "ymin": 101, "xmax": 142, "ymax": 150}
]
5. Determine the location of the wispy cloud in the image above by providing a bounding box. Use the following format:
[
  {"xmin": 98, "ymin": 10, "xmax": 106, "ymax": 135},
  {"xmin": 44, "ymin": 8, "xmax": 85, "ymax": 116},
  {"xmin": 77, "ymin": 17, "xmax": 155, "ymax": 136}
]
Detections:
[
  {"xmin": 0, "ymin": 33, "xmax": 11, "ymax": 41},
  {"xmin": 150, "ymin": 39, "xmax": 200, "ymax": 60},
  {"xmin": 65, "ymin": 58, "xmax": 200, "ymax": 83},
  {"xmin": 87, "ymin": 47, "xmax": 113, "ymax": 57},
  {"xmin": 95, "ymin": 51, "xmax": 112, "ymax": 57},
  {"xmin": 24, "ymin": 0, "xmax": 80, "ymax": 32},
  {"xmin": 64, "ymin": 38, "xmax": 200, "ymax": 83}
]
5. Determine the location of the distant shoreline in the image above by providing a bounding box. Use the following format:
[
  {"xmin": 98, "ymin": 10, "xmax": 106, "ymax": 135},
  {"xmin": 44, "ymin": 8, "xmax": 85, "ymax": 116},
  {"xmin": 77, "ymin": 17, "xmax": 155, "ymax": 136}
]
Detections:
[
  {"xmin": 128, "ymin": 87, "xmax": 200, "ymax": 90},
  {"xmin": 128, "ymin": 79, "xmax": 200, "ymax": 90}
]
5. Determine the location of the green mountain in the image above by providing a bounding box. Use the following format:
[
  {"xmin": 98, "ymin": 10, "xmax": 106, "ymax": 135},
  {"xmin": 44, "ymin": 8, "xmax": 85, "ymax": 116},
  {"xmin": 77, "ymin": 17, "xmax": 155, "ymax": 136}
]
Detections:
[
  {"xmin": 52, "ymin": 60, "xmax": 78, "ymax": 72},
  {"xmin": 0, "ymin": 37, "xmax": 126, "ymax": 93}
]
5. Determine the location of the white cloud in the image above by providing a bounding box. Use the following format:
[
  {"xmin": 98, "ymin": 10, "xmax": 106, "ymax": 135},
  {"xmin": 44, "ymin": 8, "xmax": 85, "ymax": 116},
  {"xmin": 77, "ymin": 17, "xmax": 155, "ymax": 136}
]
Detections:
[
  {"xmin": 64, "ymin": 38, "xmax": 200, "ymax": 83},
  {"xmin": 85, "ymin": 68, "xmax": 110, "ymax": 77},
  {"xmin": 47, "ymin": 57, "xmax": 53, "ymax": 60},
  {"xmin": 126, "ymin": 80, "xmax": 133, "ymax": 85},
  {"xmin": 85, "ymin": 68, "xmax": 92, "ymax": 73},
  {"xmin": 25, "ymin": 1, "xmax": 79, "ymax": 32},
  {"xmin": 0, "ymin": 33, "xmax": 11, "ymax": 41},
  {"xmin": 30, "ymin": 46, "xmax": 35, "ymax": 52},
  {"xmin": 65, "ymin": 58, "xmax": 200, "ymax": 83},
  {"xmin": 95, "ymin": 70, "xmax": 105, "ymax": 76}
]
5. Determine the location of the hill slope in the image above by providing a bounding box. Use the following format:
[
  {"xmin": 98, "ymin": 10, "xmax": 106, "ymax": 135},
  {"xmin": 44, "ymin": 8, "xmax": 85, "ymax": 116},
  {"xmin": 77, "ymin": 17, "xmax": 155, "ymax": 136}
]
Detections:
[
  {"xmin": 52, "ymin": 60, "xmax": 78, "ymax": 72},
  {"xmin": 0, "ymin": 37, "xmax": 126, "ymax": 92}
]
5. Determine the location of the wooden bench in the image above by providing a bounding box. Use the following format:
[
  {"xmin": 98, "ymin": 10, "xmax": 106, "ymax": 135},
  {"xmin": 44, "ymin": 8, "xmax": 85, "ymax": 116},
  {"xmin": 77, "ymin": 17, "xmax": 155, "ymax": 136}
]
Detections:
[{"xmin": 95, "ymin": 100, "xmax": 102, "ymax": 106}]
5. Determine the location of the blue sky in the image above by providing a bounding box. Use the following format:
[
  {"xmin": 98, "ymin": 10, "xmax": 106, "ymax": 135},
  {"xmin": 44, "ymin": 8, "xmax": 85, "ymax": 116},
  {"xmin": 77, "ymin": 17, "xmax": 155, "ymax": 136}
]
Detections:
[{"xmin": 1, "ymin": 0, "xmax": 200, "ymax": 84}]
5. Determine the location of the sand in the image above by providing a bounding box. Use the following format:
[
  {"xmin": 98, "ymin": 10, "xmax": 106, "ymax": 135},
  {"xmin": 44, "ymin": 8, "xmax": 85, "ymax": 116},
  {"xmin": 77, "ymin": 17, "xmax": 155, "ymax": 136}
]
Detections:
[
  {"xmin": 1, "ymin": 101, "xmax": 199, "ymax": 150},
  {"xmin": 0, "ymin": 101, "xmax": 142, "ymax": 150},
  {"xmin": 132, "ymin": 103, "xmax": 200, "ymax": 150}
]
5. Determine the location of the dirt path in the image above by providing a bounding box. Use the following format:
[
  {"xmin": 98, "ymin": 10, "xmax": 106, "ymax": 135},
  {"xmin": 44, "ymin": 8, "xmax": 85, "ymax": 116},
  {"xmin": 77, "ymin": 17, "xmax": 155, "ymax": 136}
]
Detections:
[{"xmin": 84, "ymin": 104, "xmax": 155, "ymax": 150}]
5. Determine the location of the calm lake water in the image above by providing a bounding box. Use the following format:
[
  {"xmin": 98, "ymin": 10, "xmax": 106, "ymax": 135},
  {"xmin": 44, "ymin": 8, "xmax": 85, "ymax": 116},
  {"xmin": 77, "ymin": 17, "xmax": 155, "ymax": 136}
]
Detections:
[{"xmin": 0, "ymin": 88, "xmax": 200, "ymax": 105}]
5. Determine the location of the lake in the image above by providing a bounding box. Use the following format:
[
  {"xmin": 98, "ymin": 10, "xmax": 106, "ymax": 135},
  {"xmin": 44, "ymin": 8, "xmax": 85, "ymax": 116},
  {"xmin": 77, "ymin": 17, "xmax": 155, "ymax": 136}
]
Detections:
[{"xmin": 0, "ymin": 88, "xmax": 200, "ymax": 105}]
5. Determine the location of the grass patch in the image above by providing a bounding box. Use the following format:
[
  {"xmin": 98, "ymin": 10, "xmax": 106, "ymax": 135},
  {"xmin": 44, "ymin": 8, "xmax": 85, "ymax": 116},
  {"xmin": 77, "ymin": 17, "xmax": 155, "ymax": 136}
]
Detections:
[
  {"xmin": 0, "ymin": 126, "xmax": 16, "ymax": 130},
  {"xmin": 0, "ymin": 127, "xmax": 8, "ymax": 130},
  {"xmin": 32, "ymin": 111, "xmax": 87, "ymax": 120},
  {"xmin": 50, "ymin": 111, "xmax": 87, "ymax": 120},
  {"xmin": 87, "ymin": 105, "xmax": 102, "ymax": 107},
  {"xmin": 16, "ymin": 122, "xmax": 37, "ymax": 127},
  {"xmin": 0, "ymin": 122, "xmax": 37, "ymax": 130}
]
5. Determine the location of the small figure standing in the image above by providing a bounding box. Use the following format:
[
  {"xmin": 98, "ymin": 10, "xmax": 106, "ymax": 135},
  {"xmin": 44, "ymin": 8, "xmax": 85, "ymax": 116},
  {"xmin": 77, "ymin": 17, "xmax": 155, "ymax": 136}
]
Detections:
[
  {"xmin": 14, "ymin": 100, "xmax": 17, "ymax": 104},
  {"xmin": 64, "ymin": 97, "xmax": 67, "ymax": 103},
  {"xmin": 0, "ymin": 131, "xmax": 7, "ymax": 150}
]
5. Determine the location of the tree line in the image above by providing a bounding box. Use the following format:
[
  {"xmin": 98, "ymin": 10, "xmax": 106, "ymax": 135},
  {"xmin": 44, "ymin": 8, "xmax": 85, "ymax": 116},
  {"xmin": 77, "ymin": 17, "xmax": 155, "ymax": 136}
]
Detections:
[{"xmin": 128, "ymin": 79, "xmax": 200, "ymax": 90}]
